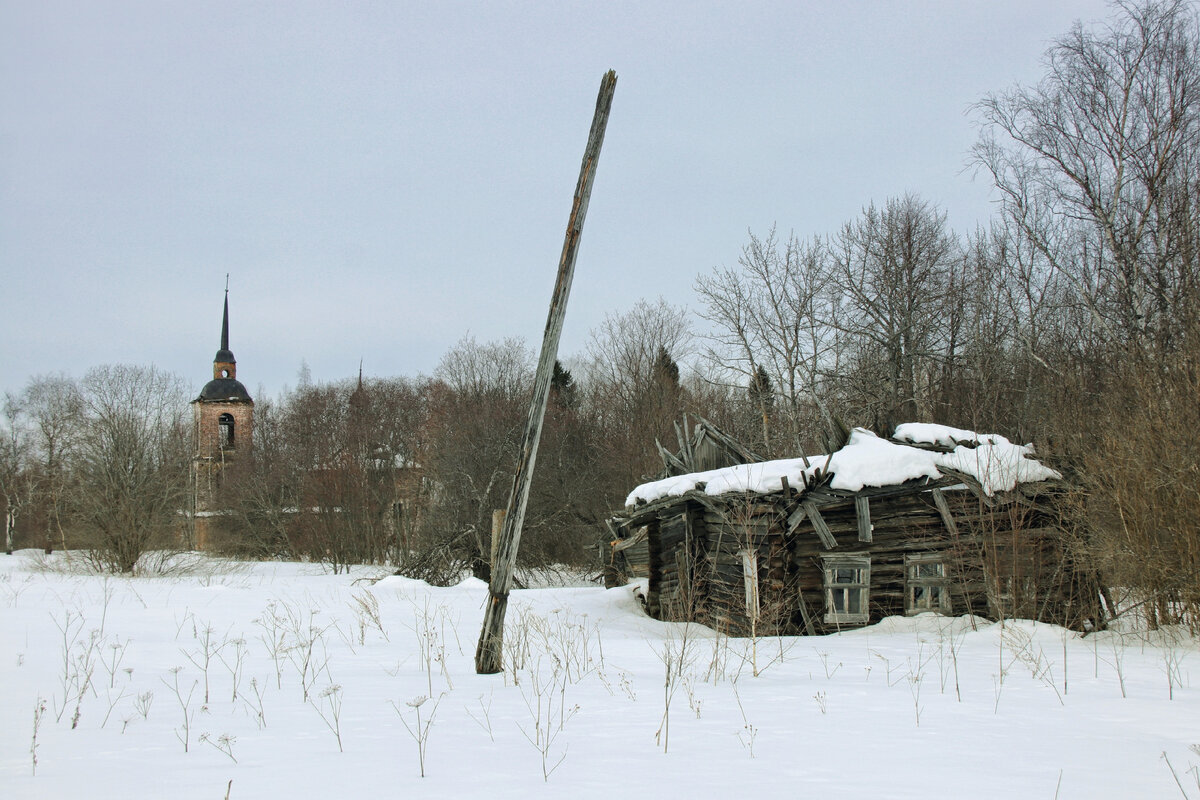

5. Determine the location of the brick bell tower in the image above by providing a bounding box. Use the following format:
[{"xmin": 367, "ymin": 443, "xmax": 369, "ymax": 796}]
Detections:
[{"xmin": 192, "ymin": 288, "xmax": 254, "ymax": 550}]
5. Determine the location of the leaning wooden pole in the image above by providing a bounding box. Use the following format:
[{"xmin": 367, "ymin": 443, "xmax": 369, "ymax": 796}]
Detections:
[{"xmin": 475, "ymin": 70, "xmax": 617, "ymax": 674}]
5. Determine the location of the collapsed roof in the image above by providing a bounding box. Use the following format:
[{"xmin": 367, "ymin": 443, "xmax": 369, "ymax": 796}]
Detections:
[{"xmin": 626, "ymin": 423, "xmax": 1061, "ymax": 508}]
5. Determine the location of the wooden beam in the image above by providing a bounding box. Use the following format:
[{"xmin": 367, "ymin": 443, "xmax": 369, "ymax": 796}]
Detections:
[
  {"xmin": 656, "ymin": 440, "xmax": 687, "ymax": 474},
  {"xmin": 855, "ymin": 495, "xmax": 872, "ymax": 543},
  {"xmin": 939, "ymin": 469, "xmax": 996, "ymax": 508},
  {"xmin": 931, "ymin": 488, "xmax": 959, "ymax": 537},
  {"xmin": 786, "ymin": 503, "xmax": 808, "ymax": 534},
  {"xmin": 673, "ymin": 420, "xmax": 687, "ymax": 463},
  {"xmin": 674, "ymin": 418, "xmax": 696, "ymax": 472},
  {"xmin": 796, "ymin": 585, "xmax": 817, "ymax": 636},
  {"xmin": 803, "ymin": 501, "xmax": 837, "ymax": 549},
  {"xmin": 690, "ymin": 413, "xmax": 765, "ymax": 464},
  {"xmin": 475, "ymin": 71, "xmax": 617, "ymax": 675}
]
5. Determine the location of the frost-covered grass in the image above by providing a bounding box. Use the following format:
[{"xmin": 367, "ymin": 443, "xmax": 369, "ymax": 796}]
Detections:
[{"xmin": 2, "ymin": 551, "xmax": 1197, "ymax": 799}]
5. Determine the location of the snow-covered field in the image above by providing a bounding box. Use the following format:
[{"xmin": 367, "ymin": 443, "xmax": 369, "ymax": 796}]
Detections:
[{"xmin": 2, "ymin": 552, "xmax": 1196, "ymax": 799}]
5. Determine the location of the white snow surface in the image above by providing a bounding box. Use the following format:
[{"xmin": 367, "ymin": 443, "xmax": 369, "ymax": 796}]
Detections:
[
  {"xmin": 1, "ymin": 552, "xmax": 1195, "ymax": 800},
  {"xmin": 893, "ymin": 422, "xmax": 1003, "ymax": 447},
  {"xmin": 626, "ymin": 426, "xmax": 1061, "ymax": 506}
]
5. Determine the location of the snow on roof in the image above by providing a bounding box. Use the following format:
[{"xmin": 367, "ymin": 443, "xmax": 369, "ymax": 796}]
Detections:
[
  {"xmin": 624, "ymin": 425, "xmax": 1061, "ymax": 507},
  {"xmin": 892, "ymin": 422, "xmax": 1003, "ymax": 447}
]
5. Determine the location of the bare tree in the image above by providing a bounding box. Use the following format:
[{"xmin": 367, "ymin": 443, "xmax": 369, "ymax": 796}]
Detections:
[
  {"xmin": 421, "ymin": 337, "xmax": 534, "ymax": 580},
  {"xmin": 522, "ymin": 360, "xmax": 614, "ymax": 570},
  {"xmin": 584, "ymin": 299, "xmax": 693, "ymax": 485},
  {"xmin": 68, "ymin": 365, "xmax": 192, "ymax": 573},
  {"xmin": 417, "ymin": 340, "xmax": 621, "ymax": 580},
  {"xmin": 585, "ymin": 299, "xmax": 692, "ymax": 409},
  {"xmin": 829, "ymin": 195, "xmax": 960, "ymax": 431},
  {"xmin": 695, "ymin": 227, "xmax": 836, "ymax": 455},
  {"xmin": 437, "ymin": 335, "xmax": 533, "ymax": 400},
  {"xmin": 20, "ymin": 374, "xmax": 83, "ymax": 552},
  {"xmin": 219, "ymin": 374, "xmax": 433, "ymax": 569},
  {"xmin": 219, "ymin": 395, "xmax": 300, "ymax": 559}
]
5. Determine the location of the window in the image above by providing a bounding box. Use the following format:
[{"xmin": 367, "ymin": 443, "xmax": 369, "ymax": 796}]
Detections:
[
  {"xmin": 218, "ymin": 413, "xmax": 235, "ymax": 448},
  {"xmin": 987, "ymin": 573, "xmax": 1037, "ymax": 620},
  {"xmin": 906, "ymin": 554, "xmax": 951, "ymax": 614},
  {"xmin": 823, "ymin": 554, "xmax": 870, "ymax": 625}
]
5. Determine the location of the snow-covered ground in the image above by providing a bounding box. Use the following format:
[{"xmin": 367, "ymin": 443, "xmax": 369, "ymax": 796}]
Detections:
[{"xmin": 1, "ymin": 551, "xmax": 1196, "ymax": 799}]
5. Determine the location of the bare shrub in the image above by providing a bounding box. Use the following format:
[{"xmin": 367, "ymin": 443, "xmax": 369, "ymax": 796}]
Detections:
[{"xmin": 1071, "ymin": 334, "xmax": 1200, "ymax": 632}]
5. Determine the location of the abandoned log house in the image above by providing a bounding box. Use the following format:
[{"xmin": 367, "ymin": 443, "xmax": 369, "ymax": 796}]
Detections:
[{"xmin": 609, "ymin": 420, "xmax": 1103, "ymax": 636}]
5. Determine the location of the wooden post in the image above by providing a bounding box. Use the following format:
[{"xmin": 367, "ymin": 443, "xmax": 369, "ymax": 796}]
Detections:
[{"xmin": 475, "ymin": 70, "xmax": 617, "ymax": 674}]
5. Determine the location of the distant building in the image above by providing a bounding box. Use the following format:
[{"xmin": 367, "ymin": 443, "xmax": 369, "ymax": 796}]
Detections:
[{"xmin": 191, "ymin": 291, "xmax": 253, "ymax": 549}]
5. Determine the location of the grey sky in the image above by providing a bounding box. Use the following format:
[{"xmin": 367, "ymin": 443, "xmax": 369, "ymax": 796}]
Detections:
[{"xmin": 1, "ymin": 1, "xmax": 1113, "ymax": 401}]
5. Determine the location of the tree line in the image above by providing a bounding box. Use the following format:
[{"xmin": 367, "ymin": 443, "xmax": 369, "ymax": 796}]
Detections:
[{"xmin": 2, "ymin": 1, "xmax": 1197, "ymax": 625}]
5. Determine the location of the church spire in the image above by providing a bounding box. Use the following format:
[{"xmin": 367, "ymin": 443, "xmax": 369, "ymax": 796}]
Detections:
[
  {"xmin": 349, "ymin": 359, "xmax": 370, "ymax": 418},
  {"xmin": 220, "ymin": 287, "xmax": 230, "ymax": 354},
  {"xmin": 214, "ymin": 280, "xmax": 237, "ymax": 381}
]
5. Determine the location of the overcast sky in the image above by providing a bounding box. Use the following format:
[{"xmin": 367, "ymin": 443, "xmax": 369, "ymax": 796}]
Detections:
[{"xmin": 1, "ymin": 1, "xmax": 1116, "ymax": 401}]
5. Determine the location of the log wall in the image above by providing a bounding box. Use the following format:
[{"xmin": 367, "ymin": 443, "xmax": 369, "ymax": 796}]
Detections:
[{"xmin": 626, "ymin": 486, "xmax": 1101, "ymax": 635}]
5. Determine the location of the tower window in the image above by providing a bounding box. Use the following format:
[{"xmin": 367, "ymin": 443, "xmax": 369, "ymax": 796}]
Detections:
[{"xmin": 218, "ymin": 413, "xmax": 235, "ymax": 448}]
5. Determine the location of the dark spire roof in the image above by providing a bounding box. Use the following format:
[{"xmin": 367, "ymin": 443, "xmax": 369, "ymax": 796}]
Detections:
[
  {"xmin": 215, "ymin": 289, "xmax": 235, "ymax": 364},
  {"xmin": 197, "ymin": 285, "xmax": 252, "ymax": 403},
  {"xmin": 349, "ymin": 359, "xmax": 368, "ymax": 412},
  {"xmin": 198, "ymin": 377, "xmax": 252, "ymax": 402}
]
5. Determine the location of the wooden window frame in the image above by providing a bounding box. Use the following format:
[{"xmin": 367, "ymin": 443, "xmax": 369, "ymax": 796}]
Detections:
[
  {"xmin": 905, "ymin": 553, "xmax": 951, "ymax": 615},
  {"xmin": 823, "ymin": 553, "xmax": 870, "ymax": 626}
]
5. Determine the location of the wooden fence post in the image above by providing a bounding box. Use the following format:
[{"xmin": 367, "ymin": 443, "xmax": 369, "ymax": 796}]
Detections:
[{"xmin": 475, "ymin": 70, "xmax": 617, "ymax": 674}]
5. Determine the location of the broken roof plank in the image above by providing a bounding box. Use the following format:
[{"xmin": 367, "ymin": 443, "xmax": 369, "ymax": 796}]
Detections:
[
  {"xmin": 938, "ymin": 468, "xmax": 997, "ymax": 508},
  {"xmin": 786, "ymin": 502, "xmax": 808, "ymax": 534},
  {"xmin": 931, "ymin": 488, "xmax": 959, "ymax": 537},
  {"xmin": 803, "ymin": 501, "xmax": 837, "ymax": 549},
  {"xmin": 690, "ymin": 413, "xmax": 766, "ymax": 464},
  {"xmin": 855, "ymin": 495, "xmax": 872, "ymax": 543},
  {"xmin": 656, "ymin": 439, "xmax": 688, "ymax": 474}
]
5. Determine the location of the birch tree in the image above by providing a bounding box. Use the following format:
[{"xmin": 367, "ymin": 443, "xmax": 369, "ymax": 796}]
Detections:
[
  {"xmin": 974, "ymin": 0, "xmax": 1200, "ymax": 352},
  {"xmin": 0, "ymin": 395, "xmax": 30, "ymax": 554}
]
